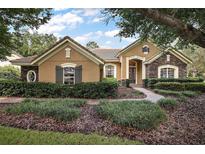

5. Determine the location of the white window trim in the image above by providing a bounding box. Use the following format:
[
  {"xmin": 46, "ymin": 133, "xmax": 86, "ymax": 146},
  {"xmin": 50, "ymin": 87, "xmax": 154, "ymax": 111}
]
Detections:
[
  {"xmin": 158, "ymin": 65, "xmax": 179, "ymax": 79},
  {"xmin": 61, "ymin": 63, "xmax": 76, "ymax": 85},
  {"xmin": 26, "ymin": 70, "xmax": 36, "ymax": 82},
  {"xmin": 103, "ymin": 63, "xmax": 117, "ymax": 78}
]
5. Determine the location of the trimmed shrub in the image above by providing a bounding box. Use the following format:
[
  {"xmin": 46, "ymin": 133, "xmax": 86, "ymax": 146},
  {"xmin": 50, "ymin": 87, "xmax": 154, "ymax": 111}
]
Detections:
[
  {"xmin": 143, "ymin": 78, "xmax": 204, "ymax": 88},
  {"xmin": 5, "ymin": 99, "xmax": 86, "ymax": 121},
  {"xmin": 154, "ymin": 89, "xmax": 181, "ymax": 96},
  {"xmin": 0, "ymin": 80, "xmax": 118, "ymax": 98},
  {"xmin": 0, "ymin": 66, "xmax": 20, "ymax": 80},
  {"xmin": 157, "ymin": 98, "xmax": 177, "ymax": 110},
  {"xmin": 102, "ymin": 77, "xmax": 117, "ymax": 83},
  {"xmin": 154, "ymin": 89, "xmax": 199, "ymax": 97},
  {"xmin": 183, "ymin": 82, "xmax": 205, "ymax": 92},
  {"xmin": 96, "ymin": 100, "xmax": 166, "ymax": 130},
  {"xmin": 154, "ymin": 82, "xmax": 185, "ymax": 91},
  {"xmin": 154, "ymin": 82, "xmax": 205, "ymax": 92}
]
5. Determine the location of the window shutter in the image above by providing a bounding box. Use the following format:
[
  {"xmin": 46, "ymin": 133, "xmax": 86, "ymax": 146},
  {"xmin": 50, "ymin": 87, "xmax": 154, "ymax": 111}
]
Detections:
[
  {"xmin": 75, "ymin": 65, "xmax": 82, "ymax": 84},
  {"xmin": 56, "ymin": 65, "xmax": 63, "ymax": 83}
]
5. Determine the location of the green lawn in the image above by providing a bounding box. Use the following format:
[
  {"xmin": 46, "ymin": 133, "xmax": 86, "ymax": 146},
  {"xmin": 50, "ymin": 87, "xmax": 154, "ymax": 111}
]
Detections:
[{"xmin": 0, "ymin": 126, "xmax": 142, "ymax": 145}]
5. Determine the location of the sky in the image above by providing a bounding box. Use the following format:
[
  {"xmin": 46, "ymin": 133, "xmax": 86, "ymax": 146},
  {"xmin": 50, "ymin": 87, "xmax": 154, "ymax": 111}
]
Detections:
[{"xmin": 36, "ymin": 8, "xmax": 138, "ymax": 49}]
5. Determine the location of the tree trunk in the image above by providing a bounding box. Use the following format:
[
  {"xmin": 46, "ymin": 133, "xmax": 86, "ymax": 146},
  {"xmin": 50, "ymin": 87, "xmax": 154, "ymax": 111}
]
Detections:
[{"xmin": 136, "ymin": 9, "xmax": 205, "ymax": 48}]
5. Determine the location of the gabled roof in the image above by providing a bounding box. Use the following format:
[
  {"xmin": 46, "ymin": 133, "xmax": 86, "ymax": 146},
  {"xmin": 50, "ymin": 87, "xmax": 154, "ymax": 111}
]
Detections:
[
  {"xmin": 11, "ymin": 36, "xmax": 104, "ymax": 66},
  {"xmin": 144, "ymin": 47, "xmax": 192, "ymax": 64},
  {"xmin": 10, "ymin": 55, "xmax": 37, "ymax": 65},
  {"xmin": 91, "ymin": 48, "xmax": 120, "ymax": 62},
  {"xmin": 116, "ymin": 38, "xmax": 159, "ymax": 57}
]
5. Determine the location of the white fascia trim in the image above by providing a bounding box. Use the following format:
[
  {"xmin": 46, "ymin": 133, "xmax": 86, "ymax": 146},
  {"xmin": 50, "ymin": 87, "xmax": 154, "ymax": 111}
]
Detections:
[
  {"xmin": 10, "ymin": 63, "xmax": 32, "ymax": 66},
  {"xmin": 170, "ymin": 49, "xmax": 192, "ymax": 64},
  {"xmin": 103, "ymin": 63, "xmax": 117, "ymax": 78},
  {"xmin": 31, "ymin": 39, "xmax": 68, "ymax": 65},
  {"xmin": 158, "ymin": 64, "xmax": 179, "ymax": 79},
  {"xmin": 116, "ymin": 40, "xmax": 141, "ymax": 57},
  {"xmin": 61, "ymin": 63, "xmax": 77, "ymax": 68},
  {"xmin": 144, "ymin": 52, "xmax": 162, "ymax": 64},
  {"xmin": 68, "ymin": 40, "xmax": 104, "ymax": 65},
  {"xmin": 31, "ymin": 38, "xmax": 104, "ymax": 65},
  {"xmin": 129, "ymin": 55, "xmax": 146, "ymax": 61}
]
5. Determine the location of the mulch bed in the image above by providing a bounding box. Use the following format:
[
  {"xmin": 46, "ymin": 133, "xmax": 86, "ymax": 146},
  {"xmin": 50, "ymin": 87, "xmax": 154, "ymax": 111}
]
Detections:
[
  {"xmin": 116, "ymin": 86, "xmax": 146, "ymax": 99},
  {"xmin": 0, "ymin": 94, "xmax": 205, "ymax": 144}
]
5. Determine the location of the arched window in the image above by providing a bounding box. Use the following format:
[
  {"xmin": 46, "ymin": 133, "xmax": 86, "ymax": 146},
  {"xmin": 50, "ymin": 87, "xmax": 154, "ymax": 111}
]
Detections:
[
  {"xmin": 27, "ymin": 70, "xmax": 36, "ymax": 82},
  {"xmin": 104, "ymin": 64, "xmax": 117, "ymax": 78},
  {"xmin": 142, "ymin": 45, "xmax": 149, "ymax": 54},
  {"xmin": 63, "ymin": 66, "xmax": 75, "ymax": 85},
  {"xmin": 158, "ymin": 65, "xmax": 178, "ymax": 79},
  {"xmin": 61, "ymin": 63, "xmax": 77, "ymax": 85}
]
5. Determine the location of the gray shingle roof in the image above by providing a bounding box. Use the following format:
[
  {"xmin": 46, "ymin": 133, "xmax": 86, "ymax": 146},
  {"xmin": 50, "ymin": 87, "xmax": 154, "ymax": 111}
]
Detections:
[
  {"xmin": 10, "ymin": 55, "xmax": 37, "ymax": 64},
  {"xmin": 91, "ymin": 48, "xmax": 121, "ymax": 61}
]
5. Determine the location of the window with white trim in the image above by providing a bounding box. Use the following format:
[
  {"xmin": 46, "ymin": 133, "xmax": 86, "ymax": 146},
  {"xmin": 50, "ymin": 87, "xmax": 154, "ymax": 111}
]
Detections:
[
  {"xmin": 63, "ymin": 67, "xmax": 75, "ymax": 85},
  {"xmin": 27, "ymin": 70, "xmax": 36, "ymax": 82},
  {"xmin": 104, "ymin": 64, "xmax": 116, "ymax": 78},
  {"xmin": 160, "ymin": 68, "xmax": 174, "ymax": 78},
  {"xmin": 142, "ymin": 45, "xmax": 149, "ymax": 54}
]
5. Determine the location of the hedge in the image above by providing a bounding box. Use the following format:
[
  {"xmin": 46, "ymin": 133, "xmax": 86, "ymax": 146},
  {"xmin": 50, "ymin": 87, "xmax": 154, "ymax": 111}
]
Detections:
[
  {"xmin": 0, "ymin": 80, "xmax": 118, "ymax": 99},
  {"xmin": 143, "ymin": 78, "xmax": 204, "ymax": 88},
  {"xmin": 154, "ymin": 82, "xmax": 205, "ymax": 92}
]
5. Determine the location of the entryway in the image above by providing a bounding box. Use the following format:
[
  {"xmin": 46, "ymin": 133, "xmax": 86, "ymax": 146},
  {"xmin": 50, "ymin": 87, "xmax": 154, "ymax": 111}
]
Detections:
[{"xmin": 129, "ymin": 67, "xmax": 136, "ymax": 83}]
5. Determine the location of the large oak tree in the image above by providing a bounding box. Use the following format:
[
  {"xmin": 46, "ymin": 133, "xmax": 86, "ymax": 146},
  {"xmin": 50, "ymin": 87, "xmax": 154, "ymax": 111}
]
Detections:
[
  {"xmin": 103, "ymin": 9, "xmax": 205, "ymax": 49},
  {"xmin": 0, "ymin": 8, "xmax": 52, "ymax": 59}
]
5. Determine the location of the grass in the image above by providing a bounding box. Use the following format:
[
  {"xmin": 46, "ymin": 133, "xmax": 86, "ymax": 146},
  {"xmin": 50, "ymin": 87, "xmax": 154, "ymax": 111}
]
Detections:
[
  {"xmin": 0, "ymin": 126, "xmax": 142, "ymax": 145},
  {"xmin": 154, "ymin": 89, "xmax": 199, "ymax": 97},
  {"xmin": 5, "ymin": 99, "xmax": 86, "ymax": 121},
  {"xmin": 157, "ymin": 98, "xmax": 177, "ymax": 110},
  {"xmin": 96, "ymin": 100, "xmax": 167, "ymax": 130}
]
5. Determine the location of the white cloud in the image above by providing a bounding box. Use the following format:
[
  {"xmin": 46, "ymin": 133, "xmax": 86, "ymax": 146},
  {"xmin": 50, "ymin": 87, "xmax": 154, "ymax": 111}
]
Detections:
[
  {"xmin": 38, "ymin": 12, "xmax": 84, "ymax": 35},
  {"xmin": 95, "ymin": 30, "xmax": 103, "ymax": 36},
  {"xmin": 104, "ymin": 29, "xmax": 120, "ymax": 37},
  {"xmin": 105, "ymin": 41, "xmax": 111, "ymax": 44},
  {"xmin": 54, "ymin": 8, "xmax": 68, "ymax": 11},
  {"xmin": 74, "ymin": 32, "xmax": 93, "ymax": 42},
  {"xmin": 92, "ymin": 17, "xmax": 104, "ymax": 23},
  {"xmin": 71, "ymin": 8, "xmax": 99, "ymax": 17},
  {"xmin": 121, "ymin": 37, "xmax": 136, "ymax": 43}
]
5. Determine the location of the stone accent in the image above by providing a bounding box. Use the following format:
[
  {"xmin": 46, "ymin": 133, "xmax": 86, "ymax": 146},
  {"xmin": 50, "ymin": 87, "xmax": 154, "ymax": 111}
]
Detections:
[
  {"xmin": 21, "ymin": 66, "xmax": 39, "ymax": 82},
  {"xmin": 146, "ymin": 52, "xmax": 187, "ymax": 78}
]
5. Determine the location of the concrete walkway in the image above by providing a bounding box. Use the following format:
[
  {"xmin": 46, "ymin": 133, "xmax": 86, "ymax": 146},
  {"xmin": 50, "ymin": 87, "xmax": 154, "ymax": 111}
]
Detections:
[{"xmin": 132, "ymin": 87, "xmax": 164, "ymax": 103}]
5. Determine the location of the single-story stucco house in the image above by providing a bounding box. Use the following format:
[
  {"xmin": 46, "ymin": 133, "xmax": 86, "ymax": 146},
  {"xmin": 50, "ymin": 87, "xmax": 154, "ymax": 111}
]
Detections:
[{"xmin": 10, "ymin": 36, "xmax": 192, "ymax": 86}]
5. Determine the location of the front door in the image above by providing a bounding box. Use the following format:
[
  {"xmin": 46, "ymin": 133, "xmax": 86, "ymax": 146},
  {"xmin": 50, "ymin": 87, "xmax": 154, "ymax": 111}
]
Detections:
[{"xmin": 129, "ymin": 67, "xmax": 136, "ymax": 83}]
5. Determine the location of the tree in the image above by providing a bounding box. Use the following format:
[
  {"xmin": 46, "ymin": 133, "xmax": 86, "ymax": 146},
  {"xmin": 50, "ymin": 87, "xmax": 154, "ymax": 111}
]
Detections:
[
  {"xmin": 103, "ymin": 9, "xmax": 205, "ymax": 49},
  {"xmin": 183, "ymin": 47, "xmax": 205, "ymax": 78},
  {"xmin": 14, "ymin": 31, "xmax": 57, "ymax": 57},
  {"xmin": 0, "ymin": 8, "xmax": 52, "ymax": 59},
  {"xmin": 86, "ymin": 41, "xmax": 99, "ymax": 49}
]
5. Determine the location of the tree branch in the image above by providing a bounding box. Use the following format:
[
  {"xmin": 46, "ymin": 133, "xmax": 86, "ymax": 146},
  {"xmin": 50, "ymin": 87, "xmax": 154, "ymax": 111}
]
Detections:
[{"xmin": 136, "ymin": 9, "xmax": 205, "ymax": 48}]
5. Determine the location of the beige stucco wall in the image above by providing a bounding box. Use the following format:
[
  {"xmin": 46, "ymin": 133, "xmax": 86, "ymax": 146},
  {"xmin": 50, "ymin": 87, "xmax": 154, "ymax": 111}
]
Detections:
[
  {"xmin": 39, "ymin": 44, "xmax": 100, "ymax": 83},
  {"xmin": 120, "ymin": 41, "xmax": 160, "ymax": 81},
  {"xmin": 103, "ymin": 62, "xmax": 121, "ymax": 80}
]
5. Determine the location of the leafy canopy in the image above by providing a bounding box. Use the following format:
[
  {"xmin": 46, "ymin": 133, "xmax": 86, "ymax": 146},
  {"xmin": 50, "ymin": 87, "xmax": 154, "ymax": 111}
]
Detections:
[
  {"xmin": 14, "ymin": 31, "xmax": 57, "ymax": 57},
  {"xmin": 0, "ymin": 8, "xmax": 52, "ymax": 59},
  {"xmin": 102, "ymin": 9, "xmax": 205, "ymax": 49},
  {"xmin": 86, "ymin": 41, "xmax": 99, "ymax": 49}
]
